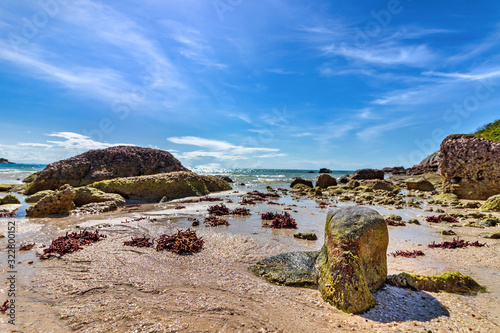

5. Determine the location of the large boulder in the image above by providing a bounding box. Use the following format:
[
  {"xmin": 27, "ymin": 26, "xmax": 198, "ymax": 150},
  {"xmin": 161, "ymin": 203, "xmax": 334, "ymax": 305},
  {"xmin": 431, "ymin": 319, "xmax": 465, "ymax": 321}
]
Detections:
[
  {"xmin": 317, "ymin": 207, "xmax": 389, "ymax": 313},
  {"xmin": 26, "ymin": 184, "xmax": 76, "ymax": 217},
  {"xmin": 25, "ymin": 146, "xmax": 188, "ymax": 194},
  {"xmin": 316, "ymin": 174, "xmax": 337, "ymax": 188},
  {"xmin": 440, "ymin": 134, "xmax": 500, "ymax": 200},
  {"xmin": 90, "ymin": 171, "xmax": 231, "ymax": 202},
  {"xmin": 74, "ymin": 186, "xmax": 126, "ymax": 206},
  {"xmin": 290, "ymin": 177, "xmax": 313, "ymax": 188},
  {"xmin": 350, "ymin": 169, "xmax": 384, "ymax": 180},
  {"xmin": 480, "ymin": 194, "xmax": 500, "ymax": 212}
]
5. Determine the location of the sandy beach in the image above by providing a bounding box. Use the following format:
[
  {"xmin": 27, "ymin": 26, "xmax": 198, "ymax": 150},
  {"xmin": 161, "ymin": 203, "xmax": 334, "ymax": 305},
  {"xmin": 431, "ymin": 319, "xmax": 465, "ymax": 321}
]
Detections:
[{"xmin": 1, "ymin": 184, "xmax": 499, "ymax": 333}]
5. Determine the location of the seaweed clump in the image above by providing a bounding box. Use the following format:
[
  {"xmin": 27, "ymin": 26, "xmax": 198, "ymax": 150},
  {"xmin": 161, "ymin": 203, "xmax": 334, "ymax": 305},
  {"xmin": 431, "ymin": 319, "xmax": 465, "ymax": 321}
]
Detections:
[
  {"xmin": 426, "ymin": 215, "xmax": 458, "ymax": 223},
  {"xmin": 261, "ymin": 212, "xmax": 297, "ymax": 229},
  {"xmin": 19, "ymin": 242, "xmax": 36, "ymax": 251},
  {"xmin": 37, "ymin": 229, "xmax": 107, "ymax": 260},
  {"xmin": 240, "ymin": 198, "xmax": 256, "ymax": 205},
  {"xmin": 385, "ymin": 218, "xmax": 406, "ymax": 226},
  {"xmin": 0, "ymin": 212, "xmax": 16, "ymax": 218},
  {"xmin": 204, "ymin": 216, "xmax": 229, "ymax": 227},
  {"xmin": 0, "ymin": 300, "xmax": 8, "ymax": 313},
  {"xmin": 389, "ymin": 250, "xmax": 425, "ymax": 258},
  {"xmin": 156, "ymin": 229, "xmax": 203, "ymax": 254},
  {"xmin": 428, "ymin": 237, "xmax": 487, "ymax": 249},
  {"xmin": 123, "ymin": 236, "xmax": 153, "ymax": 248},
  {"xmin": 231, "ymin": 208, "xmax": 251, "ymax": 216},
  {"xmin": 207, "ymin": 204, "xmax": 230, "ymax": 216}
]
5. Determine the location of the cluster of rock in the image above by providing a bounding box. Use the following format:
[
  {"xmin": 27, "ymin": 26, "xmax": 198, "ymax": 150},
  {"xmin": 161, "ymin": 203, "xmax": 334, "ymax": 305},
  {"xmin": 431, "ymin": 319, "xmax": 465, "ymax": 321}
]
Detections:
[
  {"xmin": 0, "ymin": 158, "xmax": 14, "ymax": 164},
  {"xmin": 22, "ymin": 146, "xmax": 232, "ymax": 217},
  {"xmin": 250, "ymin": 207, "xmax": 484, "ymax": 313}
]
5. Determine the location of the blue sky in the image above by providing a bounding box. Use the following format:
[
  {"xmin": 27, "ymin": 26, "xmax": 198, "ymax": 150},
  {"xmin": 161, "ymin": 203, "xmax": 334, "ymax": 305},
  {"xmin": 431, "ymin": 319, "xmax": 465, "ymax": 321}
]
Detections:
[{"xmin": 1, "ymin": 0, "xmax": 499, "ymax": 170}]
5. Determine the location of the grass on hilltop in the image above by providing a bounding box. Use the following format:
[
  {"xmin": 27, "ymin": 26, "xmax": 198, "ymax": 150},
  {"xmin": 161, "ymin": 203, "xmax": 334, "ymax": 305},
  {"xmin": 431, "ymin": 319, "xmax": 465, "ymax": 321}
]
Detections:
[{"xmin": 475, "ymin": 119, "xmax": 500, "ymax": 142}]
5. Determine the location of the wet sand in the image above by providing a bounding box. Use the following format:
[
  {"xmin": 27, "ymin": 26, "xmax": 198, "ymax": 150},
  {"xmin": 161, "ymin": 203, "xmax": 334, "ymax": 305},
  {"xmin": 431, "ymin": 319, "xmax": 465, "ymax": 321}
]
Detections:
[{"xmin": 1, "ymin": 186, "xmax": 499, "ymax": 332}]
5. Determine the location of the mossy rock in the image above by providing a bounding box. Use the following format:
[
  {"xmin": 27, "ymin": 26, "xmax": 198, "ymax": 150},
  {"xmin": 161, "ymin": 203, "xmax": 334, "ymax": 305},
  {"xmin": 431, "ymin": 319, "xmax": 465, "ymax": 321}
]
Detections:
[
  {"xmin": 434, "ymin": 193, "xmax": 459, "ymax": 202},
  {"xmin": 407, "ymin": 218, "xmax": 420, "ymax": 225},
  {"xmin": 480, "ymin": 194, "xmax": 500, "ymax": 212},
  {"xmin": 479, "ymin": 232, "xmax": 500, "ymax": 239},
  {"xmin": 0, "ymin": 194, "xmax": 20, "ymax": 205},
  {"xmin": 74, "ymin": 186, "xmax": 126, "ymax": 206},
  {"xmin": 441, "ymin": 229, "xmax": 456, "ymax": 236},
  {"xmin": 249, "ymin": 251, "xmax": 320, "ymax": 287},
  {"xmin": 0, "ymin": 184, "xmax": 16, "ymax": 192},
  {"xmin": 22, "ymin": 172, "xmax": 39, "ymax": 183},
  {"xmin": 90, "ymin": 171, "xmax": 231, "ymax": 202},
  {"xmin": 387, "ymin": 271, "xmax": 485, "ymax": 294},
  {"xmin": 293, "ymin": 232, "xmax": 318, "ymax": 240},
  {"xmin": 25, "ymin": 190, "xmax": 55, "ymax": 204},
  {"xmin": 384, "ymin": 214, "xmax": 402, "ymax": 221},
  {"xmin": 292, "ymin": 183, "xmax": 313, "ymax": 191}
]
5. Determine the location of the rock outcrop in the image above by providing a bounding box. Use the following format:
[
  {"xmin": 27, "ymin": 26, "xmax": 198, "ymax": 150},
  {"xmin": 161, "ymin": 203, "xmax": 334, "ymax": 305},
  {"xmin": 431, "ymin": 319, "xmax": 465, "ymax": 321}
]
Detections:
[
  {"xmin": 316, "ymin": 174, "xmax": 337, "ymax": 188},
  {"xmin": 26, "ymin": 184, "xmax": 76, "ymax": 217},
  {"xmin": 319, "ymin": 168, "xmax": 332, "ymax": 173},
  {"xmin": 382, "ymin": 166, "xmax": 406, "ymax": 175},
  {"xmin": 25, "ymin": 146, "xmax": 188, "ymax": 194},
  {"xmin": 90, "ymin": 171, "xmax": 231, "ymax": 202},
  {"xmin": 440, "ymin": 134, "xmax": 500, "ymax": 200},
  {"xmin": 317, "ymin": 207, "xmax": 389, "ymax": 313},
  {"xmin": 360, "ymin": 179, "xmax": 395, "ymax": 192},
  {"xmin": 0, "ymin": 158, "xmax": 14, "ymax": 164},
  {"xmin": 405, "ymin": 178, "xmax": 435, "ymax": 191},
  {"xmin": 25, "ymin": 190, "xmax": 55, "ymax": 204},
  {"xmin": 290, "ymin": 177, "xmax": 313, "ymax": 188},
  {"xmin": 350, "ymin": 169, "xmax": 384, "ymax": 180}
]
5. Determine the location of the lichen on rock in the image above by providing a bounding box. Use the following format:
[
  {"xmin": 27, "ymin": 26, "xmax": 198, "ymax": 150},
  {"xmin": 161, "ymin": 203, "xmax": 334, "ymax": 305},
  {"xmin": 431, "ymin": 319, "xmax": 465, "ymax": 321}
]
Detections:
[
  {"xmin": 26, "ymin": 184, "xmax": 76, "ymax": 217},
  {"xmin": 387, "ymin": 271, "xmax": 485, "ymax": 294}
]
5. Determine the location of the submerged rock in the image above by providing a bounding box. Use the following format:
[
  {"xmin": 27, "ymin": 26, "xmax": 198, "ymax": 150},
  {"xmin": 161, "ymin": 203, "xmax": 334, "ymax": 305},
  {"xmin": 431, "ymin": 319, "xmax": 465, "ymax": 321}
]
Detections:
[
  {"xmin": 293, "ymin": 232, "xmax": 318, "ymax": 240},
  {"xmin": 317, "ymin": 207, "xmax": 389, "ymax": 313},
  {"xmin": 249, "ymin": 251, "xmax": 319, "ymax": 287},
  {"xmin": 25, "ymin": 146, "xmax": 188, "ymax": 194},
  {"xmin": 387, "ymin": 271, "xmax": 485, "ymax": 294},
  {"xmin": 316, "ymin": 174, "xmax": 337, "ymax": 188},
  {"xmin": 90, "ymin": 171, "xmax": 231, "ymax": 202},
  {"xmin": 26, "ymin": 184, "xmax": 76, "ymax": 217}
]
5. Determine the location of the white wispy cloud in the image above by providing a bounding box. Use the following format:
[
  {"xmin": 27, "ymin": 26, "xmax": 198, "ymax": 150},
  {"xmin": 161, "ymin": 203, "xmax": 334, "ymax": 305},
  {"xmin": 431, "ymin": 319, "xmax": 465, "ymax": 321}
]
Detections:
[
  {"xmin": 46, "ymin": 132, "xmax": 133, "ymax": 150},
  {"xmin": 423, "ymin": 69, "xmax": 500, "ymax": 81},
  {"xmin": 167, "ymin": 136, "xmax": 281, "ymax": 161},
  {"xmin": 356, "ymin": 118, "xmax": 415, "ymax": 141}
]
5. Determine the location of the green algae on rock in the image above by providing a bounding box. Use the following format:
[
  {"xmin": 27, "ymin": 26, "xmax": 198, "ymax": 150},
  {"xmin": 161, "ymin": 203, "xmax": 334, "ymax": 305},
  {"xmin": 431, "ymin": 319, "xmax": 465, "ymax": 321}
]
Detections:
[
  {"xmin": 0, "ymin": 194, "xmax": 20, "ymax": 205},
  {"xmin": 74, "ymin": 186, "xmax": 126, "ymax": 207},
  {"xmin": 318, "ymin": 206, "xmax": 389, "ymax": 313},
  {"xmin": 387, "ymin": 271, "xmax": 486, "ymax": 294},
  {"xmin": 90, "ymin": 171, "xmax": 231, "ymax": 202},
  {"xmin": 480, "ymin": 194, "xmax": 500, "ymax": 212},
  {"xmin": 433, "ymin": 193, "xmax": 459, "ymax": 202},
  {"xmin": 293, "ymin": 232, "xmax": 318, "ymax": 240},
  {"xmin": 249, "ymin": 251, "xmax": 320, "ymax": 287},
  {"xmin": 26, "ymin": 184, "xmax": 76, "ymax": 217},
  {"xmin": 25, "ymin": 190, "xmax": 55, "ymax": 204}
]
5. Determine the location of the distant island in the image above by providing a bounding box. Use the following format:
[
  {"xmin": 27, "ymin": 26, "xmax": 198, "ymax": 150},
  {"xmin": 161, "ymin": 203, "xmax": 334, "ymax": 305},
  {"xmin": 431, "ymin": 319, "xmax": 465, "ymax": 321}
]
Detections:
[{"xmin": 0, "ymin": 158, "xmax": 14, "ymax": 164}]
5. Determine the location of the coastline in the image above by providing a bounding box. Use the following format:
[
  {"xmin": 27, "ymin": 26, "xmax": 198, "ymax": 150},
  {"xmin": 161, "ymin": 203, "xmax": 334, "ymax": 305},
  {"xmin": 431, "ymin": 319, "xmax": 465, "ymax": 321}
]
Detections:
[{"xmin": 1, "ymin": 173, "xmax": 499, "ymax": 332}]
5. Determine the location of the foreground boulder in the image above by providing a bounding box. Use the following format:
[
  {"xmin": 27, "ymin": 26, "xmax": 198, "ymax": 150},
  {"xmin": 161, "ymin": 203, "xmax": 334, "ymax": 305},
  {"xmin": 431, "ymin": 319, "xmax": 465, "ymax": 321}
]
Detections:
[
  {"xmin": 90, "ymin": 171, "xmax": 231, "ymax": 202},
  {"xmin": 316, "ymin": 174, "xmax": 337, "ymax": 188},
  {"xmin": 318, "ymin": 207, "xmax": 388, "ymax": 313},
  {"xmin": 387, "ymin": 271, "xmax": 485, "ymax": 294},
  {"xmin": 26, "ymin": 184, "xmax": 76, "ymax": 217},
  {"xmin": 25, "ymin": 146, "xmax": 188, "ymax": 194},
  {"xmin": 480, "ymin": 194, "xmax": 500, "ymax": 212},
  {"xmin": 440, "ymin": 135, "xmax": 500, "ymax": 199},
  {"xmin": 350, "ymin": 169, "xmax": 384, "ymax": 180}
]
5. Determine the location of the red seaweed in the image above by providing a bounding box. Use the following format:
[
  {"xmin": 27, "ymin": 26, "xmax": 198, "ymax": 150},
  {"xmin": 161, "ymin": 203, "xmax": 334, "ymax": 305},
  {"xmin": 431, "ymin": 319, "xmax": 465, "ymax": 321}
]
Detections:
[
  {"xmin": 175, "ymin": 206, "xmax": 186, "ymax": 210},
  {"xmin": 317, "ymin": 202, "xmax": 328, "ymax": 209},
  {"xmin": 200, "ymin": 196, "xmax": 223, "ymax": 202},
  {"xmin": 37, "ymin": 229, "xmax": 107, "ymax": 260},
  {"xmin": 231, "ymin": 208, "xmax": 251, "ymax": 216},
  {"xmin": 0, "ymin": 300, "xmax": 8, "ymax": 313},
  {"xmin": 0, "ymin": 212, "xmax": 16, "ymax": 218},
  {"xmin": 123, "ymin": 236, "xmax": 153, "ymax": 248},
  {"xmin": 204, "ymin": 216, "xmax": 229, "ymax": 227},
  {"xmin": 262, "ymin": 212, "xmax": 297, "ymax": 229},
  {"xmin": 19, "ymin": 242, "xmax": 36, "ymax": 251},
  {"xmin": 425, "ymin": 215, "xmax": 458, "ymax": 223},
  {"xmin": 385, "ymin": 218, "xmax": 406, "ymax": 226},
  {"xmin": 261, "ymin": 212, "xmax": 280, "ymax": 220},
  {"xmin": 156, "ymin": 229, "xmax": 203, "ymax": 254},
  {"xmin": 389, "ymin": 250, "xmax": 425, "ymax": 258},
  {"xmin": 428, "ymin": 237, "xmax": 487, "ymax": 249},
  {"xmin": 207, "ymin": 204, "xmax": 230, "ymax": 216},
  {"xmin": 248, "ymin": 190, "xmax": 280, "ymax": 199},
  {"xmin": 240, "ymin": 198, "xmax": 256, "ymax": 205}
]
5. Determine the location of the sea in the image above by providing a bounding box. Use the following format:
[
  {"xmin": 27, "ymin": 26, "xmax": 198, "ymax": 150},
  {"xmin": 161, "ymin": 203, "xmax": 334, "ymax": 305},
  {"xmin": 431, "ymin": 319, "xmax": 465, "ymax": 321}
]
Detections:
[{"xmin": 0, "ymin": 164, "xmax": 353, "ymax": 186}]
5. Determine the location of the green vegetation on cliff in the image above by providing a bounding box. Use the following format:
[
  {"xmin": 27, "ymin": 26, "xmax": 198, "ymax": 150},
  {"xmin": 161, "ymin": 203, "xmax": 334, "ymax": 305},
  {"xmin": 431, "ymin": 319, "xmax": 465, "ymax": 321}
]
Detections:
[{"xmin": 475, "ymin": 119, "xmax": 500, "ymax": 142}]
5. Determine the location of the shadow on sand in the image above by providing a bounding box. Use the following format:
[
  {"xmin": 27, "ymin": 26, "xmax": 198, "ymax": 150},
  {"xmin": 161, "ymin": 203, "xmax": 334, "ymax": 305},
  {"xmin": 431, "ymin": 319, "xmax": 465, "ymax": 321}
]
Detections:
[{"xmin": 361, "ymin": 285, "xmax": 450, "ymax": 323}]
